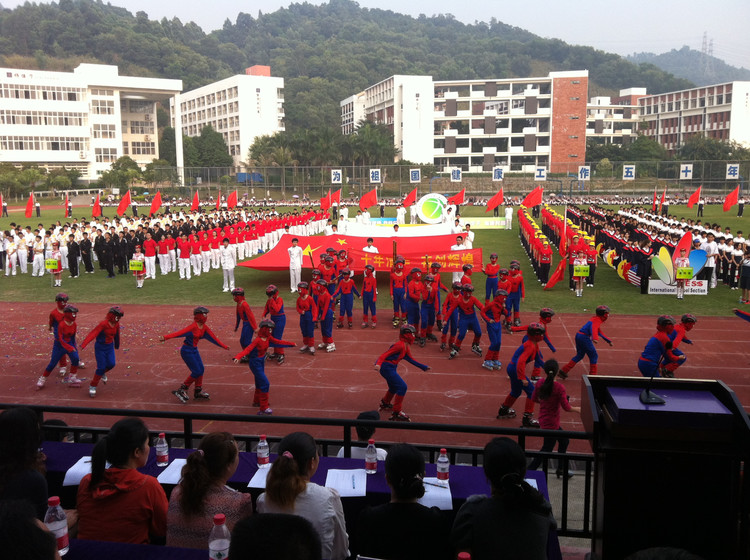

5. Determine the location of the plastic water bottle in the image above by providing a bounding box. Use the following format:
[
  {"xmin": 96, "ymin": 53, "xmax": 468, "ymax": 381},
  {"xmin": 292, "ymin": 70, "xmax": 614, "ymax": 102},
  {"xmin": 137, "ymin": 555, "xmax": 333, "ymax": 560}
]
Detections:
[
  {"xmin": 436, "ymin": 448, "xmax": 450, "ymax": 481},
  {"xmin": 256, "ymin": 434, "xmax": 270, "ymax": 469},
  {"xmin": 458, "ymin": 552, "xmax": 471, "ymax": 560},
  {"xmin": 155, "ymin": 432, "xmax": 169, "ymax": 467},
  {"xmin": 44, "ymin": 496, "xmax": 69, "ymax": 556},
  {"xmin": 364, "ymin": 438, "xmax": 378, "ymax": 474},
  {"xmin": 208, "ymin": 513, "xmax": 231, "ymax": 560}
]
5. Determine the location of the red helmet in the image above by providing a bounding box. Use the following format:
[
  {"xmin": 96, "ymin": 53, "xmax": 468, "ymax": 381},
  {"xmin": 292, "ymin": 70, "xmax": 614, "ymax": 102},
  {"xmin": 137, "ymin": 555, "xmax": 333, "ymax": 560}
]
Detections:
[
  {"xmin": 266, "ymin": 285, "xmax": 278, "ymax": 297},
  {"xmin": 231, "ymin": 287, "xmax": 245, "ymax": 298},
  {"xmin": 527, "ymin": 322, "xmax": 546, "ymax": 337},
  {"xmin": 596, "ymin": 305, "xmax": 610, "ymax": 317},
  {"xmin": 107, "ymin": 306, "xmax": 124, "ymax": 322},
  {"xmin": 399, "ymin": 325, "xmax": 416, "ymax": 344}
]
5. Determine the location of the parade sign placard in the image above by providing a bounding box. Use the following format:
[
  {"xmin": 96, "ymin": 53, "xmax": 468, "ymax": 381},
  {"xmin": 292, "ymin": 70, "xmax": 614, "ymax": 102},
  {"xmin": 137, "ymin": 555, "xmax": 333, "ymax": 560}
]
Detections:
[
  {"xmin": 676, "ymin": 267, "xmax": 694, "ymax": 280},
  {"xmin": 129, "ymin": 260, "xmax": 144, "ymax": 271},
  {"xmin": 574, "ymin": 265, "xmax": 590, "ymax": 277},
  {"xmin": 45, "ymin": 259, "xmax": 59, "ymax": 269}
]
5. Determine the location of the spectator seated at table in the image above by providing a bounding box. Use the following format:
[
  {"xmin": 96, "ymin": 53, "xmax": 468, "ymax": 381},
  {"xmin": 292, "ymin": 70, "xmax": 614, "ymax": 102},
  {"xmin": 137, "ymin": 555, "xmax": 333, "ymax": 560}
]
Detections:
[
  {"xmin": 336, "ymin": 410, "xmax": 388, "ymax": 461},
  {"xmin": 0, "ymin": 500, "xmax": 58, "ymax": 560},
  {"xmin": 167, "ymin": 431, "xmax": 253, "ymax": 548},
  {"xmin": 257, "ymin": 432, "xmax": 349, "ymax": 560},
  {"xmin": 451, "ymin": 437, "xmax": 557, "ymax": 560},
  {"xmin": 76, "ymin": 417, "xmax": 168, "ymax": 544},
  {"xmin": 0, "ymin": 407, "xmax": 48, "ymax": 520},
  {"xmin": 355, "ymin": 443, "xmax": 451, "ymax": 560},
  {"xmin": 230, "ymin": 513, "xmax": 322, "ymax": 560}
]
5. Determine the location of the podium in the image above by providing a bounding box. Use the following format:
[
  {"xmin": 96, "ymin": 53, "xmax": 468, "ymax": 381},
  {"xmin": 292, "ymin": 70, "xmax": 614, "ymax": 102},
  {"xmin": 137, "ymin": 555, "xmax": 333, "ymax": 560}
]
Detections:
[{"xmin": 581, "ymin": 376, "xmax": 750, "ymax": 560}]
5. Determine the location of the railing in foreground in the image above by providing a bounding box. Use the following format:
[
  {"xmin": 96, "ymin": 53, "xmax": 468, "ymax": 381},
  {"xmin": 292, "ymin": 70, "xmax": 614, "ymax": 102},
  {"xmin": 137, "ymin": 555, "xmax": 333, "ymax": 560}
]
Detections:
[{"xmin": 4, "ymin": 402, "xmax": 595, "ymax": 539}]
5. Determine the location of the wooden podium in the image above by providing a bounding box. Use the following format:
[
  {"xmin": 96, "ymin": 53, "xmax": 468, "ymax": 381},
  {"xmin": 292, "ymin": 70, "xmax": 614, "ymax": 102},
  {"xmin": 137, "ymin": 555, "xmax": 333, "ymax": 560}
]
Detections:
[{"xmin": 581, "ymin": 376, "xmax": 750, "ymax": 559}]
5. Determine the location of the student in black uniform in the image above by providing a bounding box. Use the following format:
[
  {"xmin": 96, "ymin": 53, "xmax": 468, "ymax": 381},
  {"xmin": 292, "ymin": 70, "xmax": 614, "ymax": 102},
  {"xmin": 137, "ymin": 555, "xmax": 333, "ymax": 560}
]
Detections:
[
  {"xmin": 67, "ymin": 234, "xmax": 80, "ymax": 278},
  {"xmin": 80, "ymin": 232, "xmax": 94, "ymax": 273}
]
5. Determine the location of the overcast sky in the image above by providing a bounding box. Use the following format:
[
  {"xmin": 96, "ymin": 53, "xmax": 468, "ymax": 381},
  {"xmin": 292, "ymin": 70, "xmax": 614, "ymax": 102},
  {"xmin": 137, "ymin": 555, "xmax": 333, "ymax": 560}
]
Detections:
[{"xmin": 2, "ymin": 0, "xmax": 748, "ymax": 68}]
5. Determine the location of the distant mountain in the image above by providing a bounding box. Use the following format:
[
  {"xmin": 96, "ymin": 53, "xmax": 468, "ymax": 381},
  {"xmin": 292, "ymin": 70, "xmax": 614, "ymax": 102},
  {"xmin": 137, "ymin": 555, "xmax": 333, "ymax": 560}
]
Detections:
[{"xmin": 628, "ymin": 46, "xmax": 750, "ymax": 86}]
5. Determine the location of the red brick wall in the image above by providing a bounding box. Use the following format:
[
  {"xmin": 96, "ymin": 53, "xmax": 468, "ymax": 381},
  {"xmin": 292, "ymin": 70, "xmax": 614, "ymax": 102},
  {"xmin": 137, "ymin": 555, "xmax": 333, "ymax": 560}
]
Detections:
[{"xmin": 550, "ymin": 76, "xmax": 588, "ymax": 174}]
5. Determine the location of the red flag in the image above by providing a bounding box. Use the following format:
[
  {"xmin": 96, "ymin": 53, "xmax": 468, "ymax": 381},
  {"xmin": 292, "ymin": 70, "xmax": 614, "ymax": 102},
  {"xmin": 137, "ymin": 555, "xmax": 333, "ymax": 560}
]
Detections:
[
  {"xmin": 559, "ymin": 213, "xmax": 568, "ymax": 258},
  {"xmin": 658, "ymin": 187, "xmax": 666, "ymax": 213},
  {"xmin": 485, "ymin": 188, "xmax": 504, "ymax": 213},
  {"xmin": 149, "ymin": 191, "xmax": 162, "ymax": 216},
  {"xmin": 359, "ymin": 188, "xmax": 378, "ymax": 211},
  {"xmin": 687, "ymin": 185, "xmax": 701, "ymax": 209},
  {"xmin": 0, "ymin": 192, "xmax": 3, "ymax": 213},
  {"xmin": 521, "ymin": 186, "xmax": 543, "ymax": 208},
  {"xmin": 25, "ymin": 192, "xmax": 34, "ymax": 218},
  {"xmin": 447, "ymin": 188, "xmax": 465, "ymax": 206},
  {"xmin": 331, "ymin": 189, "xmax": 341, "ymax": 204},
  {"xmin": 320, "ymin": 189, "xmax": 331, "ymax": 210},
  {"xmin": 216, "ymin": 190, "xmax": 221, "ymax": 211},
  {"xmin": 651, "ymin": 185, "xmax": 657, "ymax": 212},
  {"xmin": 227, "ymin": 190, "xmax": 238, "ymax": 209},
  {"xmin": 116, "ymin": 190, "xmax": 131, "ymax": 216},
  {"xmin": 191, "ymin": 191, "xmax": 200, "ymax": 212},
  {"xmin": 403, "ymin": 187, "xmax": 418, "ymax": 208},
  {"xmin": 64, "ymin": 192, "xmax": 69, "ymax": 212},
  {"xmin": 92, "ymin": 193, "xmax": 102, "ymax": 217},
  {"xmin": 544, "ymin": 258, "xmax": 567, "ymax": 290},
  {"xmin": 723, "ymin": 185, "xmax": 740, "ymax": 212}
]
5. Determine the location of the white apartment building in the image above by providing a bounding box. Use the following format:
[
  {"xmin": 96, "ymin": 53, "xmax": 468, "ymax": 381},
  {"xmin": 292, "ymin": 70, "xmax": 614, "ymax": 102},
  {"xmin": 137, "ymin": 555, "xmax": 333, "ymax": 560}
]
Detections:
[
  {"xmin": 638, "ymin": 81, "xmax": 750, "ymax": 154},
  {"xmin": 586, "ymin": 88, "xmax": 645, "ymax": 147},
  {"xmin": 171, "ymin": 66, "xmax": 285, "ymax": 170},
  {"xmin": 0, "ymin": 63, "xmax": 182, "ymax": 182}
]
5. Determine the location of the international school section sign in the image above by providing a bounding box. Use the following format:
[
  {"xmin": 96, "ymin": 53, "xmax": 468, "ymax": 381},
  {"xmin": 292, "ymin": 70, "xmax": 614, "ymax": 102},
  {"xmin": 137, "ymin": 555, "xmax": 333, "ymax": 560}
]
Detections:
[{"xmin": 648, "ymin": 279, "xmax": 708, "ymax": 296}]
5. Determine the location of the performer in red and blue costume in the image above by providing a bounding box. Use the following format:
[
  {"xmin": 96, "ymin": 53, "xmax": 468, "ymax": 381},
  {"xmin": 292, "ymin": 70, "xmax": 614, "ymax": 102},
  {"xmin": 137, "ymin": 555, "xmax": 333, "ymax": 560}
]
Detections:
[
  {"xmin": 374, "ymin": 325, "xmax": 430, "ymax": 422},
  {"xmin": 440, "ymin": 281, "xmax": 463, "ymax": 351},
  {"xmin": 263, "ymin": 284, "xmax": 287, "ymax": 364},
  {"xmin": 560, "ymin": 305, "xmax": 613, "ymax": 379},
  {"xmin": 481, "ymin": 289, "xmax": 510, "ymax": 371},
  {"xmin": 361, "ymin": 264, "xmax": 378, "ymax": 328},
  {"xmin": 315, "ymin": 278, "xmax": 336, "ymax": 352},
  {"xmin": 417, "ymin": 273, "xmax": 440, "ymax": 346},
  {"xmin": 482, "ymin": 253, "xmax": 500, "ymax": 304},
  {"xmin": 511, "ymin": 308, "xmax": 558, "ymax": 372},
  {"xmin": 390, "ymin": 257, "xmax": 407, "ymax": 327},
  {"xmin": 38, "ymin": 304, "xmax": 83, "ymax": 389},
  {"xmin": 637, "ymin": 315, "xmax": 683, "ymax": 378},
  {"xmin": 406, "ymin": 267, "xmax": 423, "ymax": 330},
  {"xmin": 48, "ymin": 292, "xmax": 74, "ymax": 376},
  {"xmin": 296, "ymin": 281, "xmax": 319, "ymax": 354},
  {"xmin": 232, "ymin": 287, "xmax": 258, "ymax": 361},
  {"xmin": 661, "ymin": 314, "xmax": 697, "ymax": 377},
  {"xmin": 160, "ymin": 306, "xmax": 229, "ymax": 403},
  {"xmin": 429, "ymin": 262, "xmax": 449, "ymax": 329},
  {"xmin": 334, "ymin": 268, "xmax": 360, "ymax": 328},
  {"xmin": 233, "ymin": 319, "xmax": 295, "ymax": 415},
  {"xmin": 446, "ymin": 284, "xmax": 490, "ymax": 359},
  {"xmin": 496, "ymin": 323, "xmax": 546, "ymax": 427},
  {"xmin": 80, "ymin": 306, "xmax": 124, "ymax": 398},
  {"xmin": 505, "ymin": 262, "xmax": 525, "ymax": 327},
  {"xmin": 320, "ymin": 255, "xmax": 337, "ymax": 296}
]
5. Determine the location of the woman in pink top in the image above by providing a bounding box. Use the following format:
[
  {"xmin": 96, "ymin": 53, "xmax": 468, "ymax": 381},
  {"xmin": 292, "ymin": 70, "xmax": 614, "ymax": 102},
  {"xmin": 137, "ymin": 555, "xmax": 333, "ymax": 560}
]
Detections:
[{"xmin": 528, "ymin": 359, "xmax": 580, "ymax": 478}]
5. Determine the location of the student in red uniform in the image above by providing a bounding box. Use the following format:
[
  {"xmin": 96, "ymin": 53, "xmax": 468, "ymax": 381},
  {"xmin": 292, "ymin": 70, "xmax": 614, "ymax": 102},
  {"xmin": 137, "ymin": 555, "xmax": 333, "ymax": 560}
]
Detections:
[
  {"xmin": 232, "ymin": 287, "xmax": 258, "ymax": 361},
  {"xmin": 481, "ymin": 289, "xmax": 509, "ymax": 370},
  {"xmin": 496, "ymin": 323, "xmax": 546, "ymax": 427},
  {"xmin": 263, "ymin": 285, "xmax": 288, "ymax": 364},
  {"xmin": 406, "ymin": 267, "xmax": 423, "ymax": 331},
  {"xmin": 361, "ymin": 264, "xmax": 378, "ymax": 328},
  {"xmin": 315, "ymin": 278, "xmax": 337, "ymax": 352},
  {"xmin": 539, "ymin": 241, "xmax": 553, "ymax": 286},
  {"xmin": 200, "ymin": 232, "xmax": 212, "ymax": 273},
  {"xmin": 333, "ymin": 268, "xmax": 360, "ymax": 329},
  {"xmin": 446, "ymin": 284, "xmax": 490, "ymax": 360},
  {"xmin": 190, "ymin": 234, "xmax": 202, "ymax": 277},
  {"xmin": 390, "ymin": 257, "xmax": 407, "ymax": 327},
  {"xmin": 460, "ymin": 263, "xmax": 473, "ymax": 286},
  {"xmin": 429, "ymin": 262, "xmax": 449, "ymax": 328},
  {"xmin": 157, "ymin": 235, "xmax": 170, "ymax": 275},
  {"xmin": 505, "ymin": 262, "xmax": 525, "ymax": 327},
  {"xmin": 440, "ymin": 281, "xmax": 463, "ymax": 351},
  {"xmin": 81, "ymin": 306, "xmax": 124, "ymax": 398},
  {"xmin": 160, "ymin": 307, "xmax": 229, "ymax": 403},
  {"xmin": 233, "ymin": 319, "xmax": 295, "ymax": 415},
  {"xmin": 296, "ymin": 282, "xmax": 319, "ymax": 354},
  {"xmin": 585, "ymin": 241, "xmax": 598, "ymax": 287},
  {"xmin": 482, "ymin": 253, "xmax": 500, "ymax": 303},
  {"xmin": 320, "ymin": 255, "xmax": 337, "ymax": 296},
  {"xmin": 417, "ymin": 273, "xmax": 440, "ymax": 347},
  {"xmin": 37, "ymin": 304, "xmax": 82, "ymax": 389},
  {"xmin": 375, "ymin": 325, "xmax": 430, "ymax": 422},
  {"xmin": 142, "ymin": 232, "xmax": 157, "ymax": 280},
  {"xmin": 661, "ymin": 314, "xmax": 697, "ymax": 377},
  {"xmin": 177, "ymin": 233, "xmax": 191, "ymax": 280},
  {"xmin": 559, "ymin": 306, "xmax": 613, "ymax": 379},
  {"xmin": 48, "ymin": 292, "xmax": 73, "ymax": 377}
]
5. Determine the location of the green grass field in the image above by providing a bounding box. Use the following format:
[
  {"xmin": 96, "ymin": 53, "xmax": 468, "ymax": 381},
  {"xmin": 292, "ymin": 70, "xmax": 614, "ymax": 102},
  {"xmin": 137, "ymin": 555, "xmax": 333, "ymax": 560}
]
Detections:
[{"xmin": 1, "ymin": 202, "xmax": 746, "ymax": 316}]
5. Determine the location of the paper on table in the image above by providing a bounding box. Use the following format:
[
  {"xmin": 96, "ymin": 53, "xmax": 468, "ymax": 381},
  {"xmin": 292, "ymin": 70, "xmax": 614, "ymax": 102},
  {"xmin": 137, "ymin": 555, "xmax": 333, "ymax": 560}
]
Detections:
[
  {"xmin": 248, "ymin": 467, "xmax": 270, "ymax": 489},
  {"xmin": 418, "ymin": 477, "xmax": 453, "ymax": 510},
  {"xmin": 63, "ymin": 456, "xmax": 92, "ymax": 487},
  {"xmin": 324, "ymin": 469, "xmax": 367, "ymax": 497},
  {"xmin": 157, "ymin": 458, "xmax": 187, "ymax": 484},
  {"xmin": 525, "ymin": 477, "xmax": 538, "ymax": 490}
]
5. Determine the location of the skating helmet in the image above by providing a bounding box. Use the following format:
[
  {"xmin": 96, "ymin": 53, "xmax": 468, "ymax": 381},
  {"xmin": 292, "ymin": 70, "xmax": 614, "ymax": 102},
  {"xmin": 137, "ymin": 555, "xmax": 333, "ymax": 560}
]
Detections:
[
  {"xmin": 297, "ymin": 281, "xmax": 309, "ymax": 293},
  {"xmin": 399, "ymin": 324, "xmax": 416, "ymax": 344},
  {"xmin": 193, "ymin": 306, "xmax": 209, "ymax": 323},
  {"xmin": 410, "ymin": 267, "xmax": 422, "ymax": 277},
  {"xmin": 107, "ymin": 306, "xmax": 124, "ymax": 322},
  {"xmin": 462, "ymin": 263, "xmax": 473, "ymax": 273},
  {"xmin": 266, "ymin": 285, "xmax": 279, "ymax": 297},
  {"xmin": 490, "ymin": 252, "xmax": 498, "ymax": 261},
  {"xmin": 452, "ymin": 281, "xmax": 462, "ymax": 292},
  {"xmin": 539, "ymin": 308, "xmax": 556, "ymax": 322},
  {"xmin": 595, "ymin": 305, "xmax": 610, "ymax": 318},
  {"xmin": 499, "ymin": 268, "xmax": 509, "ymax": 277},
  {"xmin": 259, "ymin": 318, "xmax": 275, "ymax": 335},
  {"xmin": 311, "ymin": 268, "xmax": 322, "ymax": 278},
  {"xmin": 364, "ymin": 264, "xmax": 375, "ymax": 275},
  {"xmin": 340, "ymin": 268, "xmax": 351, "ymax": 277},
  {"xmin": 319, "ymin": 254, "xmax": 327, "ymax": 262},
  {"xmin": 494, "ymin": 289, "xmax": 509, "ymax": 300},
  {"xmin": 527, "ymin": 322, "xmax": 546, "ymax": 337},
  {"xmin": 394, "ymin": 259, "xmax": 405, "ymax": 271},
  {"xmin": 63, "ymin": 304, "xmax": 78, "ymax": 319},
  {"xmin": 430, "ymin": 262, "xmax": 441, "ymax": 271},
  {"xmin": 55, "ymin": 293, "xmax": 69, "ymax": 302},
  {"xmin": 424, "ymin": 274, "xmax": 435, "ymax": 283},
  {"xmin": 681, "ymin": 313, "xmax": 697, "ymax": 324},
  {"xmin": 338, "ymin": 249, "xmax": 347, "ymax": 257},
  {"xmin": 326, "ymin": 247, "xmax": 337, "ymax": 255},
  {"xmin": 324, "ymin": 255, "xmax": 334, "ymax": 263},
  {"xmin": 231, "ymin": 287, "xmax": 245, "ymax": 298},
  {"xmin": 510, "ymin": 260, "xmax": 520, "ymax": 267},
  {"xmin": 656, "ymin": 315, "xmax": 676, "ymax": 333},
  {"xmin": 509, "ymin": 263, "xmax": 521, "ymax": 272},
  {"xmin": 315, "ymin": 279, "xmax": 328, "ymax": 289},
  {"xmin": 460, "ymin": 284, "xmax": 474, "ymax": 293}
]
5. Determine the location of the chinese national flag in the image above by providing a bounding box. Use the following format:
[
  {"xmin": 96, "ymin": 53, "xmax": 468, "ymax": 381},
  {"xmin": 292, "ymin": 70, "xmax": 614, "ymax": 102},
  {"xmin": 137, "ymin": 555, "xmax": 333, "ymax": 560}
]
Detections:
[
  {"xmin": 216, "ymin": 190, "xmax": 221, "ymax": 210},
  {"xmin": 521, "ymin": 186, "xmax": 543, "ymax": 208},
  {"xmin": 331, "ymin": 189, "xmax": 341, "ymax": 204},
  {"xmin": 25, "ymin": 192, "xmax": 34, "ymax": 218},
  {"xmin": 723, "ymin": 185, "xmax": 740, "ymax": 212},
  {"xmin": 149, "ymin": 191, "xmax": 162, "ymax": 216},
  {"xmin": 359, "ymin": 188, "xmax": 378, "ymax": 211},
  {"xmin": 687, "ymin": 185, "xmax": 701, "ymax": 209},
  {"xmin": 227, "ymin": 190, "xmax": 238, "ymax": 209},
  {"xmin": 658, "ymin": 187, "xmax": 666, "ymax": 213},
  {"xmin": 403, "ymin": 187, "xmax": 418, "ymax": 208},
  {"xmin": 116, "ymin": 190, "xmax": 131, "ymax": 216},
  {"xmin": 485, "ymin": 188, "xmax": 504, "ymax": 213},
  {"xmin": 191, "ymin": 191, "xmax": 200, "ymax": 212},
  {"xmin": 92, "ymin": 193, "xmax": 102, "ymax": 217},
  {"xmin": 320, "ymin": 189, "xmax": 331, "ymax": 210},
  {"xmin": 544, "ymin": 258, "xmax": 567, "ymax": 290},
  {"xmin": 447, "ymin": 188, "xmax": 465, "ymax": 206}
]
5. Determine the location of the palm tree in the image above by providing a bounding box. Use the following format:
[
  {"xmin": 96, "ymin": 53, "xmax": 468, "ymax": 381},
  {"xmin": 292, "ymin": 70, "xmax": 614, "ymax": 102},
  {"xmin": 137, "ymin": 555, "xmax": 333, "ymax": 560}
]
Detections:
[{"xmin": 271, "ymin": 146, "xmax": 298, "ymax": 197}]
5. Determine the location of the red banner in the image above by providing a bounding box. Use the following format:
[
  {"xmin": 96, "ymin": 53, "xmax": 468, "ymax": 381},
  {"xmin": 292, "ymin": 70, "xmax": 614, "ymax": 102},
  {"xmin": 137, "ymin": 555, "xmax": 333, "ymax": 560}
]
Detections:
[
  {"xmin": 25, "ymin": 192, "xmax": 34, "ymax": 218},
  {"xmin": 191, "ymin": 191, "xmax": 200, "ymax": 211},
  {"xmin": 486, "ymin": 188, "xmax": 504, "ymax": 213},
  {"xmin": 149, "ymin": 191, "xmax": 162, "ymax": 216},
  {"xmin": 116, "ymin": 190, "xmax": 131, "ymax": 216},
  {"xmin": 238, "ymin": 233, "xmax": 479, "ymax": 272},
  {"xmin": 724, "ymin": 185, "xmax": 740, "ymax": 212},
  {"xmin": 403, "ymin": 187, "xmax": 417, "ymax": 208},
  {"xmin": 92, "ymin": 193, "xmax": 102, "ymax": 217},
  {"xmin": 359, "ymin": 188, "xmax": 377, "ymax": 210},
  {"xmin": 447, "ymin": 188, "xmax": 465, "ymax": 206},
  {"xmin": 687, "ymin": 185, "xmax": 701, "ymax": 209}
]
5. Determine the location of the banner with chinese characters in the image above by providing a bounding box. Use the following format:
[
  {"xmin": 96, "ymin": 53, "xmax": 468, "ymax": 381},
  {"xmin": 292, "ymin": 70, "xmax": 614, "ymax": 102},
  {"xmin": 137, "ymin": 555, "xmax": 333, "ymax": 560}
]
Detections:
[{"xmin": 350, "ymin": 247, "xmax": 481, "ymax": 272}]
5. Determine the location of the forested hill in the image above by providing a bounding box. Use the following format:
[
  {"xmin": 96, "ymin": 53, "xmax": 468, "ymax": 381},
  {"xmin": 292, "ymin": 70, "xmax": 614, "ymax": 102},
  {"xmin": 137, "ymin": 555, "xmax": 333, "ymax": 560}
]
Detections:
[
  {"xmin": 0, "ymin": 0, "xmax": 693, "ymax": 132},
  {"xmin": 628, "ymin": 47, "xmax": 750, "ymax": 87}
]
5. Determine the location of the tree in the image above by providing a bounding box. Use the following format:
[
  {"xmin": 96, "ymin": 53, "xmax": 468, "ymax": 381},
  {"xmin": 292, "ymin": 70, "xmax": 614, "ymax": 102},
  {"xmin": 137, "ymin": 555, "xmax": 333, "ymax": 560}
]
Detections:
[
  {"xmin": 270, "ymin": 146, "xmax": 298, "ymax": 196},
  {"xmin": 159, "ymin": 127, "xmax": 177, "ymax": 167},
  {"xmin": 18, "ymin": 167, "xmax": 45, "ymax": 194},
  {"xmin": 196, "ymin": 125, "xmax": 234, "ymax": 168},
  {"xmin": 596, "ymin": 158, "xmax": 613, "ymax": 178}
]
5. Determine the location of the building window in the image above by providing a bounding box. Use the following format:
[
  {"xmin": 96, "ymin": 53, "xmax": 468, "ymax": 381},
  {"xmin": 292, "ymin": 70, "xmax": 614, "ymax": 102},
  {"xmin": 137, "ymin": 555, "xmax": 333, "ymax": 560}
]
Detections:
[
  {"xmin": 130, "ymin": 142, "xmax": 156, "ymax": 156},
  {"xmin": 93, "ymin": 124, "xmax": 116, "ymax": 139},
  {"xmin": 129, "ymin": 121, "xmax": 155, "ymax": 135},
  {"xmin": 92, "ymin": 100, "xmax": 114, "ymax": 115},
  {"xmin": 95, "ymin": 147, "xmax": 117, "ymax": 162}
]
